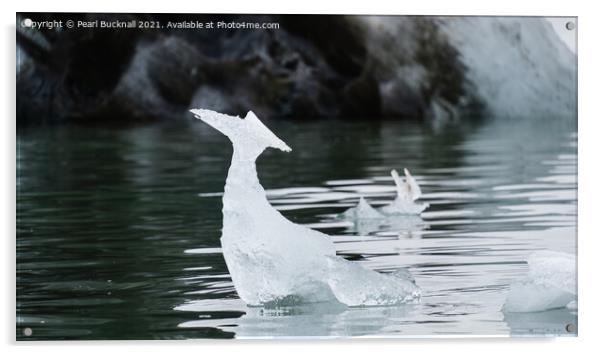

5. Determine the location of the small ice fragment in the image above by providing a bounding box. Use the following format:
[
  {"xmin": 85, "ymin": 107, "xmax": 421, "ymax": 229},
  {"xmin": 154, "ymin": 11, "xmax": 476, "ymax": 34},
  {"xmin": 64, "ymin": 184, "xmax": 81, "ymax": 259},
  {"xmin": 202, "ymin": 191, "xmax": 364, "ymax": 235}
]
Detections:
[
  {"xmin": 340, "ymin": 196, "xmax": 384, "ymax": 220},
  {"xmin": 379, "ymin": 169, "xmax": 429, "ymax": 215},
  {"xmin": 503, "ymin": 281, "xmax": 574, "ymax": 313},
  {"xmin": 566, "ymin": 300, "xmax": 578, "ymax": 310},
  {"xmin": 339, "ymin": 169, "xmax": 429, "ymax": 222}
]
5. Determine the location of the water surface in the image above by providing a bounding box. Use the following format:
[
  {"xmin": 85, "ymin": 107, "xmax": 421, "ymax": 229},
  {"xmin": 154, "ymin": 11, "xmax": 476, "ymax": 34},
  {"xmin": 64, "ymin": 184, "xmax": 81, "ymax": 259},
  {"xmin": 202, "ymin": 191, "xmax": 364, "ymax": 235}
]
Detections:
[{"xmin": 16, "ymin": 117, "xmax": 577, "ymax": 339}]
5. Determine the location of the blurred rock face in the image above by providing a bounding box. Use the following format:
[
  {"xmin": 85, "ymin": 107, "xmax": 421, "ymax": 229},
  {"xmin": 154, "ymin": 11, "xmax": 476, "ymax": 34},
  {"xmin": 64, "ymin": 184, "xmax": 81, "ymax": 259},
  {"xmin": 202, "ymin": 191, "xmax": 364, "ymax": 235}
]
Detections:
[{"xmin": 16, "ymin": 14, "xmax": 575, "ymax": 124}]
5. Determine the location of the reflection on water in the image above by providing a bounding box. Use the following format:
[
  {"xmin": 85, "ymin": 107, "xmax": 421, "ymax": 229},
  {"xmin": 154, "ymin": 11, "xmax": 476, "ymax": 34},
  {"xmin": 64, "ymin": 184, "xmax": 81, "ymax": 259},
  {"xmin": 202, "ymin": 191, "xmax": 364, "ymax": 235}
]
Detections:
[
  {"xmin": 340, "ymin": 214, "xmax": 429, "ymax": 237},
  {"xmin": 16, "ymin": 117, "xmax": 577, "ymax": 339}
]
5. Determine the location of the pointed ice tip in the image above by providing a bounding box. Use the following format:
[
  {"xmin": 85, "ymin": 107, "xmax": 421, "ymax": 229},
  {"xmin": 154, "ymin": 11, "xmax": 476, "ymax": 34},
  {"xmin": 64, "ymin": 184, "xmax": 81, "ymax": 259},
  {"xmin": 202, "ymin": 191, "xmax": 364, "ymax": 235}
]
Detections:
[
  {"xmin": 189, "ymin": 108, "xmax": 214, "ymax": 120},
  {"xmin": 244, "ymin": 111, "xmax": 292, "ymax": 152},
  {"xmin": 190, "ymin": 108, "xmax": 292, "ymax": 153}
]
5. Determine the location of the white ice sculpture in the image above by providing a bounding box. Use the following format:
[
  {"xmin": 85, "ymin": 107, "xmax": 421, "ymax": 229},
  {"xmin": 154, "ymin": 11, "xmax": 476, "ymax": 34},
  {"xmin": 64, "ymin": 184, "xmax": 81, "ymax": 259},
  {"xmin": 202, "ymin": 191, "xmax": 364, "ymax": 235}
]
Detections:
[
  {"xmin": 503, "ymin": 251, "xmax": 576, "ymax": 313},
  {"xmin": 190, "ymin": 108, "xmax": 420, "ymax": 307}
]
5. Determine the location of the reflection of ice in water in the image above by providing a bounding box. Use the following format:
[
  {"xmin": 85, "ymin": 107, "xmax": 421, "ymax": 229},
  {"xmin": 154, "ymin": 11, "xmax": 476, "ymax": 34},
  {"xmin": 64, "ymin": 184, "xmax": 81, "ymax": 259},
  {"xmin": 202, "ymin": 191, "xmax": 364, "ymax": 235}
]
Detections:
[
  {"xmin": 346, "ymin": 213, "xmax": 429, "ymax": 237},
  {"xmin": 504, "ymin": 308, "xmax": 577, "ymax": 336},
  {"xmin": 176, "ymin": 288, "xmax": 577, "ymax": 337},
  {"xmin": 176, "ymin": 299, "xmax": 417, "ymax": 338},
  {"xmin": 339, "ymin": 195, "xmax": 428, "ymax": 236}
]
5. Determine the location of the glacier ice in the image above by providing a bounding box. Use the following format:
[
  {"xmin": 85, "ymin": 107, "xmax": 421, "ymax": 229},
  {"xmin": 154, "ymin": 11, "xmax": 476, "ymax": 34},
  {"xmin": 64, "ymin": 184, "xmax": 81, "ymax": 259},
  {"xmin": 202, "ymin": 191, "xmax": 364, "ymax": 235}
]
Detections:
[
  {"xmin": 326, "ymin": 256, "xmax": 420, "ymax": 307},
  {"xmin": 190, "ymin": 108, "xmax": 420, "ymax": 307},
  {"xmin": 339, "ymin": 196, "xmax": 387, "ymax": 235},
  {"xmin": 439, "ymin": 17, "xmax": 576, "ymax": 120},
  {"xmin": 566, "ymin": 300, "xmax": 578, "ymax": 311},
  {"xmin": 339, "ymin": 198, "xmax": 429, "ymax": 236},
  {"xmin": 503, "ymin": 251, "xmax": 576, "ymax": 313},
  {"xmin": 341, "ymin": 168, "xmax": 429, "ymax": 222},
  {"xmin": 380, "ymin": 169, "xmax": 429, "ymax": 215},
  {"xmin": 341, "ymin": 196, "xmax": 384, "ymax": 220}
]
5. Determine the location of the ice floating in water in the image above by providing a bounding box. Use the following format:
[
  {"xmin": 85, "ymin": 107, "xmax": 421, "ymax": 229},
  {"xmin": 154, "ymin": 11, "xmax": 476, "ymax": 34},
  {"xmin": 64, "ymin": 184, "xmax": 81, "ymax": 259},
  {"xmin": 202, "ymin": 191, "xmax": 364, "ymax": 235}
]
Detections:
[
  {"xmin": 326, "ymin": 256, "xmax": 419, "ymax": 306},
  {"xmin": 341, "ymin": 168, "xmax": 429, "ymax": 224},
  {"xmin": 566, "ymin": 300, "xmax": 578, "ymax": 311},
  {"xmin": 190, "ymin": 108, "xmax": 420, "ymax": 307},
  {"xmin": 503, "ymin": 250, "xmax": 576, "ymax": 313},
  {"xmin": 341, "ymin": 196, "xmax": 384, "ymax": 220},
  {"xmin": 380, "ymin": 169, "xmax": 429, "ymax": 215}
]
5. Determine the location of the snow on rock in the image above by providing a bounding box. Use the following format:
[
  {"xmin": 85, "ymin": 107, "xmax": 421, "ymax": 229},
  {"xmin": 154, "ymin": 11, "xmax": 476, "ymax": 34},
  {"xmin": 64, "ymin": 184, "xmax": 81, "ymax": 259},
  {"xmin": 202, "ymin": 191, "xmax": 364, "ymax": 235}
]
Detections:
[{"xmin": 440, "ymin": 17, "xmax": 576, "ymax": 120}]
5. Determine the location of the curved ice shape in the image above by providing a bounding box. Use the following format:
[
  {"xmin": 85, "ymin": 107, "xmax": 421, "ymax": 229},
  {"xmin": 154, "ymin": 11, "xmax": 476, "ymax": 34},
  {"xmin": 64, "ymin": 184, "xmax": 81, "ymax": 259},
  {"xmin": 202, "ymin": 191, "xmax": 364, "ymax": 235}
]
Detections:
[
  {"xmin": 380, "ymin": 169, "xmax": 429, "ymax": 215},
  {"xmin": 190, "ymin": 108, "xmax": 420, "ymax": 307},
  {"xmin": 326, "ymin": 256, "xmax": 420, "ymax": 306},
  {"xmin": 503, "ymin": 251, "xmax": 576, "ymax": 313}
]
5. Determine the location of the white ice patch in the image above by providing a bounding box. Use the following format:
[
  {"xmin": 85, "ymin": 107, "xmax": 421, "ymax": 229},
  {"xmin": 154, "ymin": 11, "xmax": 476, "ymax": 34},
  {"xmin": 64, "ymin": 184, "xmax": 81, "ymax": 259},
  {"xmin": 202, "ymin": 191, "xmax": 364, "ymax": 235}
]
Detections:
[
  {"xmin": 566, "ymin": 300, "xmax": 578, "ymax": 311},
  {"xmin": 439, "ymin": 17, "xmax": 576, "ymax": 120},
  {"xmin": 504, "ymin": 250, "xmax": 576, "ymax": 313},
  {"xmin": 379, "ymin": 196, "xmax": 429, "ymax": 216},
  {"xmin": 326, "ymin": 256, "xmax": 420, "ymax": 307},
  {"xmin": 341, "ymin": 196, "xmax": 384, "ymax": 220},
  {"xmin": 380, "ymin": 169, "xmax": 429, "ymax": 215}
]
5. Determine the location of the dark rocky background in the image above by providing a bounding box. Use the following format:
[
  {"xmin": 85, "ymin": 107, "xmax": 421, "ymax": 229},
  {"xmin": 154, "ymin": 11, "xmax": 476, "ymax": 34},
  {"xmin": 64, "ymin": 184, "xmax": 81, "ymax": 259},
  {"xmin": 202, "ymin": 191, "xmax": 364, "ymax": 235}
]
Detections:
[{"xmin": 16, "ymin": 13, "xmax": 575, "ymax": 125}]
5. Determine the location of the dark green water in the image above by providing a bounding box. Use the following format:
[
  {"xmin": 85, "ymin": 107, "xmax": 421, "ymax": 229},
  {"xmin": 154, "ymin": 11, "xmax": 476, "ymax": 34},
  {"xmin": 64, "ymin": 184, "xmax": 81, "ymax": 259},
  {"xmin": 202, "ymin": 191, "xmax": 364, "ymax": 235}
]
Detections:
[{"xmin": 16, "ymin": 118, "xmax": 577, "ymax": 339}]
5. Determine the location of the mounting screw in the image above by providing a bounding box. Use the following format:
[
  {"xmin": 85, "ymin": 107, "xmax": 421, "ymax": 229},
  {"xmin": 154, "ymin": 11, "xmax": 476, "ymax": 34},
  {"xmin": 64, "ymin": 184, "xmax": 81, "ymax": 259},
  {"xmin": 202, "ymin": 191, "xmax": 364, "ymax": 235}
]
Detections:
[
  {"xmin": 566, "ymin": 323, "xmax": 576, "ymax": 333},
  {"xmin": 566, "ymin": 21, "xmax": 575, "ymax": 31}
]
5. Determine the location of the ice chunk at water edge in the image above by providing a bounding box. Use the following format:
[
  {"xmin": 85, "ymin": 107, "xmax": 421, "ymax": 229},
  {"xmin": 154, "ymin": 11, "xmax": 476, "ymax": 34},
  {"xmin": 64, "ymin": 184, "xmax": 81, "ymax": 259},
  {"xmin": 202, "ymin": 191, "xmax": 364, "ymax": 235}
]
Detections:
[{"xmin": 504, "ymin": 251, "xmax": 576, "ymax": 313}]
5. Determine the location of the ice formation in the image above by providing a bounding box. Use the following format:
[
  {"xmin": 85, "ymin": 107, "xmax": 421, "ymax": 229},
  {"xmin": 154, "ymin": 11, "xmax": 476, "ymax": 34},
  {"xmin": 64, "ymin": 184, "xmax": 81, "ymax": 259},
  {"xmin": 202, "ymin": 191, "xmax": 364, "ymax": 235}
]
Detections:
[
  {"xmin": 439, "ymin": 17, "xmax": 576, "ymax": 120},
  {"xmin": 190, "ymin": 108, "xmax": 420, "ymax": 307},
  {"xmin": 503, "ymin": 251, "xmax": 576, "ymax": 313},
  {"xmin": 341, "ymin": 169, "xmax": 429, "ymax": 222},
  {"xmin": 380, "ymin": 169, "xmax": 429, "ymax": 215},
  {"xmin": 341, "ymin": 196, "xmax": 384, "ymax": 220}
]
